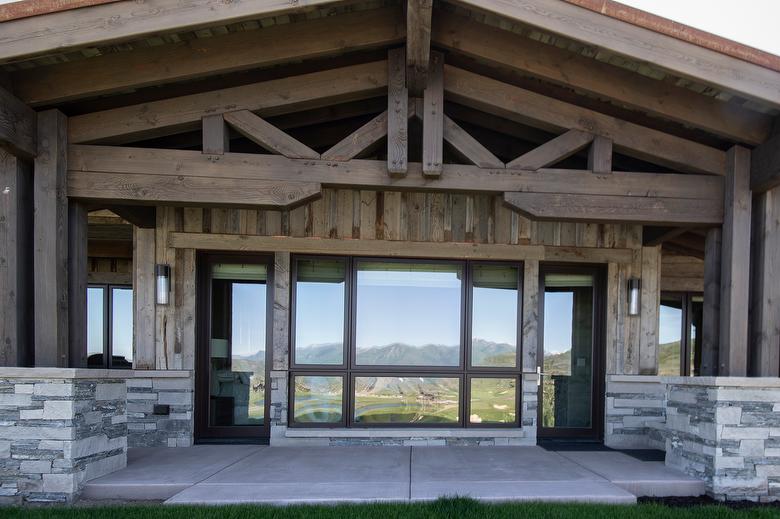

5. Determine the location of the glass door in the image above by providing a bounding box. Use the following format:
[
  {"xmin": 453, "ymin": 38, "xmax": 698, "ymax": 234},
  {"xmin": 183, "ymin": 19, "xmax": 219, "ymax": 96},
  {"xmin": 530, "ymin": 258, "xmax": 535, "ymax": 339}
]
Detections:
[
  {"xmin": 196, "ymin": 254, "xmax": 273, "ymax": 441},
  {"xmin": 538, "ymin": 266, "xmax": 604, "ymax": 439}
]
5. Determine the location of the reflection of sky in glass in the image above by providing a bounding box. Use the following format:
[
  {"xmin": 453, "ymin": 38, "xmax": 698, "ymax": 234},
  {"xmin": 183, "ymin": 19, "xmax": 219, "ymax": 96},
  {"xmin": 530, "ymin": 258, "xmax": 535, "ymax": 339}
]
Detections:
[
  {"xmin": 544, "ymin": 292, "xmax": 573, "ymax": 354},
  {"xmin": 111, "ymin": 287, "xmax": 133, "ymax": 361},
  {"xmin": 355, "ymin": 269, "xmax": 461, "ymax": 349},
  {"xmin": 231, "ymin": 283, "xmax": 266, "ymax": 357},
  {"xmin": 296, "ymin": 282, "xmax": 344, "ymax": 348},
  {"xmin": 472, "ymin": 286, "xmax": 516, "ymax": 345},
  {"xmin": 87, "ymin": 287, "xmax": 104, "ymax": 356},
  {"xmin": 659, "ymin": 304, "xmax": 683, "ymax": 344}
]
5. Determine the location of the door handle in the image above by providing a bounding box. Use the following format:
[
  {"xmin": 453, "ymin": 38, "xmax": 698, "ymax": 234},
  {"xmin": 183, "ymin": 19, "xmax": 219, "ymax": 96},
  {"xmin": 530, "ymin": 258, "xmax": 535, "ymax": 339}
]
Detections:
[{"xmin": 536, "ymin": 366, "xmax": 551, "ymax": 386}]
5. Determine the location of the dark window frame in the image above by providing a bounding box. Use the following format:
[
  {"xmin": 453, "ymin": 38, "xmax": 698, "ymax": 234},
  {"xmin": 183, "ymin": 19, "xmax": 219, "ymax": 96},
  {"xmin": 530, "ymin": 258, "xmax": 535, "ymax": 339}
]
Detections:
[
  {"xmin": 660, "ymin": 291, "xmax": 703, "ymax": 376},
  {"xmin": 288, "ymin": 255, "xmax": 524, "ymax": 429},
  {"xmin": 87, "ymin": 283, "xmax": 133, "ymax": 369}
]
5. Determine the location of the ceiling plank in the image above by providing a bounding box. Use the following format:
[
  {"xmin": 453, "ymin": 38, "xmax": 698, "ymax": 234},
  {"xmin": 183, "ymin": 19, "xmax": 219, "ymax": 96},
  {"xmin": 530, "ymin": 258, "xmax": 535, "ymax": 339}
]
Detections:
[
  {"xmin": 433, "ymin": 9, "xmax": 772, "ymax": 145},
  {"xmin": 504, "ymin": 191, "xmax": 722, "ymax": 225},
  {"xmin": 443, "ymin": 114, "xmax": 504, "ymax": 168},
  {"xmin": 452, "ymin": 0, "xmax": 780, "ymax": 108},
  {"xmin": 643, "ymin": 226, "xmax": 691, "ymax": 247},
  {"xmin": 0, "ymin": 86, "xmax": 36, "ymax": 158},
  {"xmin": 68, "ymin": 61, "xmax": 388, "ymax": 144},
  {"xmin": 406, "ymin": 0, "xmax": 433, "ymax": 96},
  {"xmin": 444, "ymin": 65, "xmax": 727, "ymax": 175},
  {"xmin": 507, "ymin": 129, "xmax": 593, "ymax": 170},
  {"xmin": 0, "ymin": 0, "xmax": 344, "ymax": 63},
  {"xmin": 12, "ymin": 7, "xmax": 404, "ymax": 106},
  {"xmin": 223, "ymin": 110, "xmax": 319, "ymax": 159}
]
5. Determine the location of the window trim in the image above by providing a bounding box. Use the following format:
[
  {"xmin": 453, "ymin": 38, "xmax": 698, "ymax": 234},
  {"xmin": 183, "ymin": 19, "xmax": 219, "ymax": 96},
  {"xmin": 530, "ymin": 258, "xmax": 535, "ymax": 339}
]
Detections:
[
  {"xmin": 87, "ymin": 283, "xmax": 133, "ymax": 369},
  {"xmin": 288, "ymin": 255, "xmax": 524, "ymax": 429}
]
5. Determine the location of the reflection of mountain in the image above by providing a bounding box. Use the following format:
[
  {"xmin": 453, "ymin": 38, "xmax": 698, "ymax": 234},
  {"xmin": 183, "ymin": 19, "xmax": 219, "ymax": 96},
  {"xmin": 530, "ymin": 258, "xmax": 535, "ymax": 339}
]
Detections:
[
  {"xmin": 659, "ymin": 341, "xmax": 681, "ymax": 374},
  {"xmin": 356, "ymin": 376, "xmax": 459, "ymax": 396},
  {"xmin": 232, "ymin": 350, "xmax": 264, "ymax": 375},
  {"xmin": 543, "ymin": 349, "xmax": 571, "ymax": 373},
  {"xmin": 473, "ymin": 339, "xmax": 515, "ymax": 366},
  {"xmin": 295, "ymin": 343, "xmax": 342, "ymax": 364}
]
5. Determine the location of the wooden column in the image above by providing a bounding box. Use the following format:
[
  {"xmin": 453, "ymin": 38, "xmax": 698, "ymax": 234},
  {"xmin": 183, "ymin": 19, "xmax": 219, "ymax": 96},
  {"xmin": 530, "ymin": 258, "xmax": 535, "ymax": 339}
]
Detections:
[
  {"xmin": 387, "ymin": 48, "xmax": 408, "ymax": 176},
  {"xmin": 202, "ymin": 114, "xmax": 229, "ymax": 154},
  {"xmin": 588, "ymin": 135, "xmax": 613, "ymax": 174},
  {"xmin": 422, "ymin": 50, "xmax": 443, "ymax": 177},
  {"xmin": 68, "ymin": 202, "xmax": 87, "ymax": 368},
  {"xmin": 33, "ymin": 109, "xmax": 69, "ymax": 367},
  {"xmin": 638, "ymin": 245, "xmax": 661, "ymax": 374},
  {"xmin": 749, "ymin": 188, "xmax": 780, "ymax": 376},
  {"xmin": 522, "ymin": 260, "xmax": 539, "ymax": 372},
  {"xmin": 0, "ymin": 151, "xmax": 32, "ymax": 367},
  {"xmin": 701, "ymin": 228, "xmax": 721, "ymax": 376},
  {"xmin": 133, "ymin": 227, "xmax": 156, "ymax": 369},
  {"xmin": 719, "ymin": 146, "xmax": 752, "ymax": 376}
]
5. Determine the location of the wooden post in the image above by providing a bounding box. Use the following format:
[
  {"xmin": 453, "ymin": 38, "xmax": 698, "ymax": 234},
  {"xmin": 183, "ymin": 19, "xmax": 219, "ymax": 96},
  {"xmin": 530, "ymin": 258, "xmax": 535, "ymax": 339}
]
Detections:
[
  {"xmin": 0, "ymin": 151, "xmax": 33, "ymax": 367},
  {"xmin": 133, "ymin": 227, "xmax": 156, "ymax": 369},
  {"xmin": 68, "ymin": 202, "xmax": 87, "ymax": 368},
  {"xmin": 202, "ymin": 114, "xmax": 229, "ymax": 154},
  {"xmin": 749, "ymin": 188, "xmax": 780, "ymax": 376},
  {"xmin": 33, "ymin": 110, "xmax": 69, "ymax": 367},
  {"xmin": 588, "ymin": 135, "xmax": 613, "ymax": 174},
  {"xmin": 638, "ymin": 245, "xmax": 661, "ymax": 374},
  {"xmin": 387, "ymin": 48, "xmax": 408, "ymax": 176},
  {"xmin": 422, "ymin": 50, "xmax": 443, "ymax": 177},
  {"xmin": 719, "ymin": 146, "xmax": 752, "ymax": 376},
  {"xmin": 701, "ymin": 227, "xmax": 721, "ymax": 376}
]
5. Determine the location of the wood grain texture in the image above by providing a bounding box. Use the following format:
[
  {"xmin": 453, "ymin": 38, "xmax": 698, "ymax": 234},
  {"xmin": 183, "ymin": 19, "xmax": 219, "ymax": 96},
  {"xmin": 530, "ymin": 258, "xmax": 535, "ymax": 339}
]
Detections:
[
  {"xmin": 422, "ymin": 50, "xmax": 444, "ymax": 177},
  {"xmin": 444, "ymin": 65, "xmax": 727, "ymax": 175},
  {"xmin": 33, "ymin": 110, "xmax": 69, "ymax": 367},
  {"xmin": 507, "ymin": 130, "xmax": 593, "ymax": 170},
  {"xmin": 0, "ymin": 85, "xmax": 36, "ymax": 158},
  {"xmin": 719, "ymin": 146, "xmax": 751, "ymax": 376},
  {"xmin": 133, "ymin": 227, "xmax": 156, "ymax": 370},
  {"xmin": 701, "ymin": 227, "xmax": 721, "ymax": 376},
  {"xmin": 201, "ymin": 114, "xmax": 228, "ymax": 155},
  {"xmin": 751, "ymin": 133, "xmax": 780, "ymax": 193},
  {"xmin": 638, "ymin": 246, "xmax": 661, "ymax": 374},
  {"xmin": 588, "ymin": 135, "xmax": 613, "ymax": 175},
  {"xmin": 13, "ymin": 7, "xmax": 404, "ymax": 106},
  {"xmin": 0, "ymin": 0, "xmax": 344, "ymax": 62},
  {"xmin": 68, "ymin": 202, "xmax": 88, "ymax": 368},
  {"xmin": 321, "ymin": 110, "xmax": 389, "ymax": 161},
  {"xmin": 452, "ymin": 0, "xmax": 780, "ymax": 107},
  {"xmin": 223, "ymin": 110, "xmax": 318, "ymax": 159},
  {"xmin": 443, "ymin": 114, "xmax": 503, "ymax": 168},
  {"xmin": 387, "ymin": 48, "xmax": 409, "ymax": 176},
  {"xmin": 69, "ymin": 61, "xmax": 387, "ymax": 144},
  {"xmin": 433, "ymin": 9, "xmax": 772, "ymax": 145},
  {"xmin": 521, "ymin": 259, "xmax": 539, "ymax": 371},
  {"xmin": 406, "ymin": 0, "xmax": 433, "ymax": 96}
]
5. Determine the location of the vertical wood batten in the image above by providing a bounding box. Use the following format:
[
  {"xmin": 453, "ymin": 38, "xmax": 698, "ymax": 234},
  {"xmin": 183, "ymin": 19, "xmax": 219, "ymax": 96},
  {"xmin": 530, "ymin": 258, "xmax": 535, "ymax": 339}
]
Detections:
[
  {"xmin": 387, "ymin": 48, "xmax": 408, "ymax": 176},
  {"xmin": 273, "ymin": 252, "xmax": 290, "ymax": 371},
  {"xmin": 133, "ymin": 226, "xmax": 156, "ymax": 369},
  {"xmin": 33, "ymin": 110, "xmax": 69, "ymax": 367},
  {"xmin": 422, "ymin": 50, "xmax": 443, "ymax": 177},
  {"xmin": 67, "ymin": 202, "xmax": 87, "ymax": 368},
  {"xmin": 719, "ymin": 146, "xmax": 752, "ymax": 376},
  {"xmin": 701, "ymin": 227, "xmax": 721, "ymax": 376},
  {"xmin": 521, "ymin": 260, "xmax": 539, "ymax": 372},
  {"xmin": 638, "ymin": 245, "xmax": 661, "ymax": 374}
]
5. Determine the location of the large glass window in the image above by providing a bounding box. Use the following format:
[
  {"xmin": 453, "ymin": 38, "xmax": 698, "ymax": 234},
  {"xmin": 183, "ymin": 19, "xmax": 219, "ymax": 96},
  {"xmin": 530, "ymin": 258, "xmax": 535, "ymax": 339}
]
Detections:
[
  {"xmin": 290, "ymin": 256, "xmax": 523, "ymax": 428},
  {"xmin": 659, "ymin": 292, "xmax": 703, "ymax": 376},
  {"xmin": 87, "ymin": 284, "xmax": 133, "ymax": 369}
]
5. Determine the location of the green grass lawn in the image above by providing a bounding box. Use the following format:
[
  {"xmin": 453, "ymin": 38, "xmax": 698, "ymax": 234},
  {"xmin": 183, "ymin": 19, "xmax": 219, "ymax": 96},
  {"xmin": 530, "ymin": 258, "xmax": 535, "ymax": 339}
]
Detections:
[{"xmin": 3, "ymin": 498, "xmax": 778, "ymax": 519}]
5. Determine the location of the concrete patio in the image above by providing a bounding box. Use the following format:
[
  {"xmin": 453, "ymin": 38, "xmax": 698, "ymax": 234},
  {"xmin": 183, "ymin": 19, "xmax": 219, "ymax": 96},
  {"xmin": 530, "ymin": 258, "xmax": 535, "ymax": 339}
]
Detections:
[{"xmin": 81, "ymin": 445, "xmax": 705, "ymax": 505}]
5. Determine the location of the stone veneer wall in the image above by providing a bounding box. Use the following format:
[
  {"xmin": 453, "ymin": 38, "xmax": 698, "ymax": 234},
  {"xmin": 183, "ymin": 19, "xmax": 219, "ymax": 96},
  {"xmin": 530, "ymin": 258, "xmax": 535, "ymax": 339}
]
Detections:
[
  {"xmin": 605, "ymin": 375, "xmax": 666, "ymax": 450},
  {"xmin": 269, "ymin": 373, "xmax": 538, "ymax": 446},
  {"xmin": 665, "ymin": 377, "xmax": 780, "ymax": 502},
  {"xmin": 126, "ymin": 371, "xmax": 193, "ymax": 448},
  {"xmin": 0, "ymin": 368, "xmax": 128, "ymax": 504}
]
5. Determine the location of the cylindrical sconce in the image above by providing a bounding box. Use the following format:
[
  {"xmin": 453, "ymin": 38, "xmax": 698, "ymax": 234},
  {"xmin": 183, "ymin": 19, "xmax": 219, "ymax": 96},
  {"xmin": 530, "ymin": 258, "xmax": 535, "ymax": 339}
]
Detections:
[
  {"xmin": 156, "ymin": 264, "xmax": 171, "ymax": 305},
  {"xmin": 627, "ymin": 278, "xmax": 641, "ymax": 316}
]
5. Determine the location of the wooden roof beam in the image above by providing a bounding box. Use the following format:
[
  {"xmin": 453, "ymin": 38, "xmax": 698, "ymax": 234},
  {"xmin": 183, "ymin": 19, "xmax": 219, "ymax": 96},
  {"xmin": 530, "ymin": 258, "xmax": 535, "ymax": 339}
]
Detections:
[
  {"xmin": 443, "ymin": 115, "xmax": 504, "ymax": 168},
  {"xmin": 751, "ymin": 132, "xmax": 780, "ymax": 193},
  {"xmin": 0, "ymin": 85, "xmax": 36, "ymax": 158},
  {"xmin": 223, "ymin": 110, "xmax": 319, "ymax": 159},
  {"xmin": 11, "ymin": 7, "xmax": 404, "ymax": 106},
  {"xmin": 433, "ymin": 9, "xmax": 772, "ymax": 145},
  {"xmin": 443, "ymin": 65, "xmax": 727, "ymax": 175},
  {"xmin": 507, "ymin": 130, "xmax": 593, "ymax": 170},
  {"xmin": 406, "ymin": 0, "xmax": 433, "ymax": 96},
  {"xmin": 452, "ymin": 0, "xmax": 780, "ymax": 108}
]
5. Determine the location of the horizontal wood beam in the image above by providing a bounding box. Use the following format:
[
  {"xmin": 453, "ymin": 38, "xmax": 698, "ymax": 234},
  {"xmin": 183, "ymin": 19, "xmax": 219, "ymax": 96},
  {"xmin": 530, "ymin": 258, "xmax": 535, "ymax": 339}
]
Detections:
[
  {"xmin": 443, "ymin": 65, "xmax": 727, "ymax": 175},
  {"xmin": 433, "ymin": 9, "xmax": 772, "ymax": 145},
  {"xmin": 0, "ymin": 0, "xmax": 344, "ymax": 63},
  {"xmin": 167, "ymin": 232, "xmax": 634, "ymax": 263},
  {"xmin": 453, "ymin": 0, "xmax": 780, "ymax": 108},
  {"xmin": 223, "ymin": 110, "xmax": 319, "ymax": 159},
  {"xmin": 69, "ymin": 60, "xmax": 388, "ymax": 144},
  {"xmin": 507, "ymin": 130, "xmax": 593, "ymax": 170},
  {"xmin": 106, "ymin": 205, "xmax": 156, "ymax": 229},
  {"xmin": 68, "ymin": 145, "xmax": 724, "ymax": 202},
  {"xmin": 12, "ymin": 7, "xmax": 404, "ymax": 106},
  {"xmin": 504, "ymin": 191, "xmax": 723, "ymax": 225},
  {"xmin": 0, "ymin": 85, "xmax": 36, "ymax": 158},
  {"xmin": 750, "ymin": 133, "xmax": 780, "ymax": 193}
]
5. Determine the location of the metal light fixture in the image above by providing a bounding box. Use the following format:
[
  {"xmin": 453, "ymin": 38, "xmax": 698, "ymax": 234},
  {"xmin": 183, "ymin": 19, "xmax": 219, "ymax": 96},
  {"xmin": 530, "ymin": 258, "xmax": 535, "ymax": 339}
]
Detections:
[
  {"xmin": 156, "ymin": 264, "xmax": 171, "ymax": 305},
  {"xmin": 627, "ymin": 278, "xmax": 641, "ymax": 316}
]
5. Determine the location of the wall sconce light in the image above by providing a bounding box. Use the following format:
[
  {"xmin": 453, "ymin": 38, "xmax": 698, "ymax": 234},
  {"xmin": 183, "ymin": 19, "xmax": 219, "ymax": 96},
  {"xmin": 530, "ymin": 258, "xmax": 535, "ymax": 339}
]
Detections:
[
  {"xmin": 627, "ymin": 278, "xmax": 641, "ymax": 316},
  {"xmin": 156, "ymin": 264, "xmax": 171, "ymax": 305}
]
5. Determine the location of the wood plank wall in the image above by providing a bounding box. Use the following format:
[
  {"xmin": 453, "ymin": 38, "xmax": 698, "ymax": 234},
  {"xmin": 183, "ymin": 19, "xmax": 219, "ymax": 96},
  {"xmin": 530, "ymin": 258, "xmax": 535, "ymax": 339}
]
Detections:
[{"xmin": 147, "ymin": 188, "xmax": 657, "ymax": 375}]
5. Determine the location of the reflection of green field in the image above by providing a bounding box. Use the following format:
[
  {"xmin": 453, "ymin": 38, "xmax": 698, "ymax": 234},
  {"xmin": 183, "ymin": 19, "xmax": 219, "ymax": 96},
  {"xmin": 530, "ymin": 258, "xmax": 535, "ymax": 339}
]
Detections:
[
  {"xmin": 248, "ymin": 375, "xmax": 264, "ymax": 421},
  {"xmin": 294, "ymin": 396, "xmax": 342, "ymax": 423},
  {"xmin": 354, "ymin": 393, "xmax": 459, "ymax": 424},
  {"xmin": 469, "ymin": 379, "xmax": 516, "ymax": 424}
]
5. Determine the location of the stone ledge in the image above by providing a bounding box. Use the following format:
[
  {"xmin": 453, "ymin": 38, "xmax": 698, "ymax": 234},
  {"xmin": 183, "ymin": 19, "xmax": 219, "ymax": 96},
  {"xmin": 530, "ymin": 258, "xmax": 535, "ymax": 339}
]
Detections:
[
  {"xmin": 0, "ymin": 368, "xmax": 133, "ymax": 379},
  {"xmin": 662, "ymin": 376, "xmax": 780, "ymax": 388},
  {"xmin": 285, "ymin": 428, "xmax": 529, "ymax": 438},
  {"xmin": 129, "ymin": 370, "xmax": 192, "ymax": 379}
]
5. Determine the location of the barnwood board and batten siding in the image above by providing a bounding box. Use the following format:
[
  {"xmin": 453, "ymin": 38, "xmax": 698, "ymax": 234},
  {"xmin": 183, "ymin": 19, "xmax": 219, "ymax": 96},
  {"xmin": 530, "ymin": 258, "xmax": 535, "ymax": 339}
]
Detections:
[{"xmin": 148, "ymin": 189, "xmax": 654, "ymax": 376}]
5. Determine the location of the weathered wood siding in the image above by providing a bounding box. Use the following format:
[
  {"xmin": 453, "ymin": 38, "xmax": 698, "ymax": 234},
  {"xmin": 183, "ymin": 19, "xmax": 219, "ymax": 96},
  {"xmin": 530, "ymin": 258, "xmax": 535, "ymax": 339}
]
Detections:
[{"xmin": 661, "ymin": 253, "xmax": 704, "ymax": 293}]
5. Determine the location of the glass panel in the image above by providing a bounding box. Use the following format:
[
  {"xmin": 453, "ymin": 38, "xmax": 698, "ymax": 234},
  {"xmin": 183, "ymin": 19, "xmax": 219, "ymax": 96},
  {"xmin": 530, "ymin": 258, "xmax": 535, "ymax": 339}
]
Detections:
[
  {"xmin": 87, "ymin": 287, "xmax": 105, "ymax": 368},
  {"xmin": 542, "ymin": 274, "xmax": 594, "ymax": 429},
  {"xmin": 292, "ymin": 376, "xmax": 343, "ymax": 423},
  {"xmin": 690, "ymin": 295, "xmax": 703, "ymax": 377},
  {"xmin": 354, "ymin": 262, "xmax": 462, "ymax": 366},
  {"xmin": 209, "ymin": 263, "xmax": 267, "ymax": 427},
  {"xmin": 469, "ymin": 378, "xmax": 516, "ymax": 424},
  {"xmin": 658, "ymin": 295, "xmax": 683, "ymax": 376},
  {"xmin": 294, "ymin": 258, "xmax": 346, "ymax": 365},
  {"xmin": 110, "ymin": 287, "xmax": 133, "ymax": 368},
  {"xmin": 471, "ymin": 265, "xmax": 518, "ymax": 367},
  {"xmin": 353, "ymin": 376, "xmax": 460, "ymax": 424}
]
